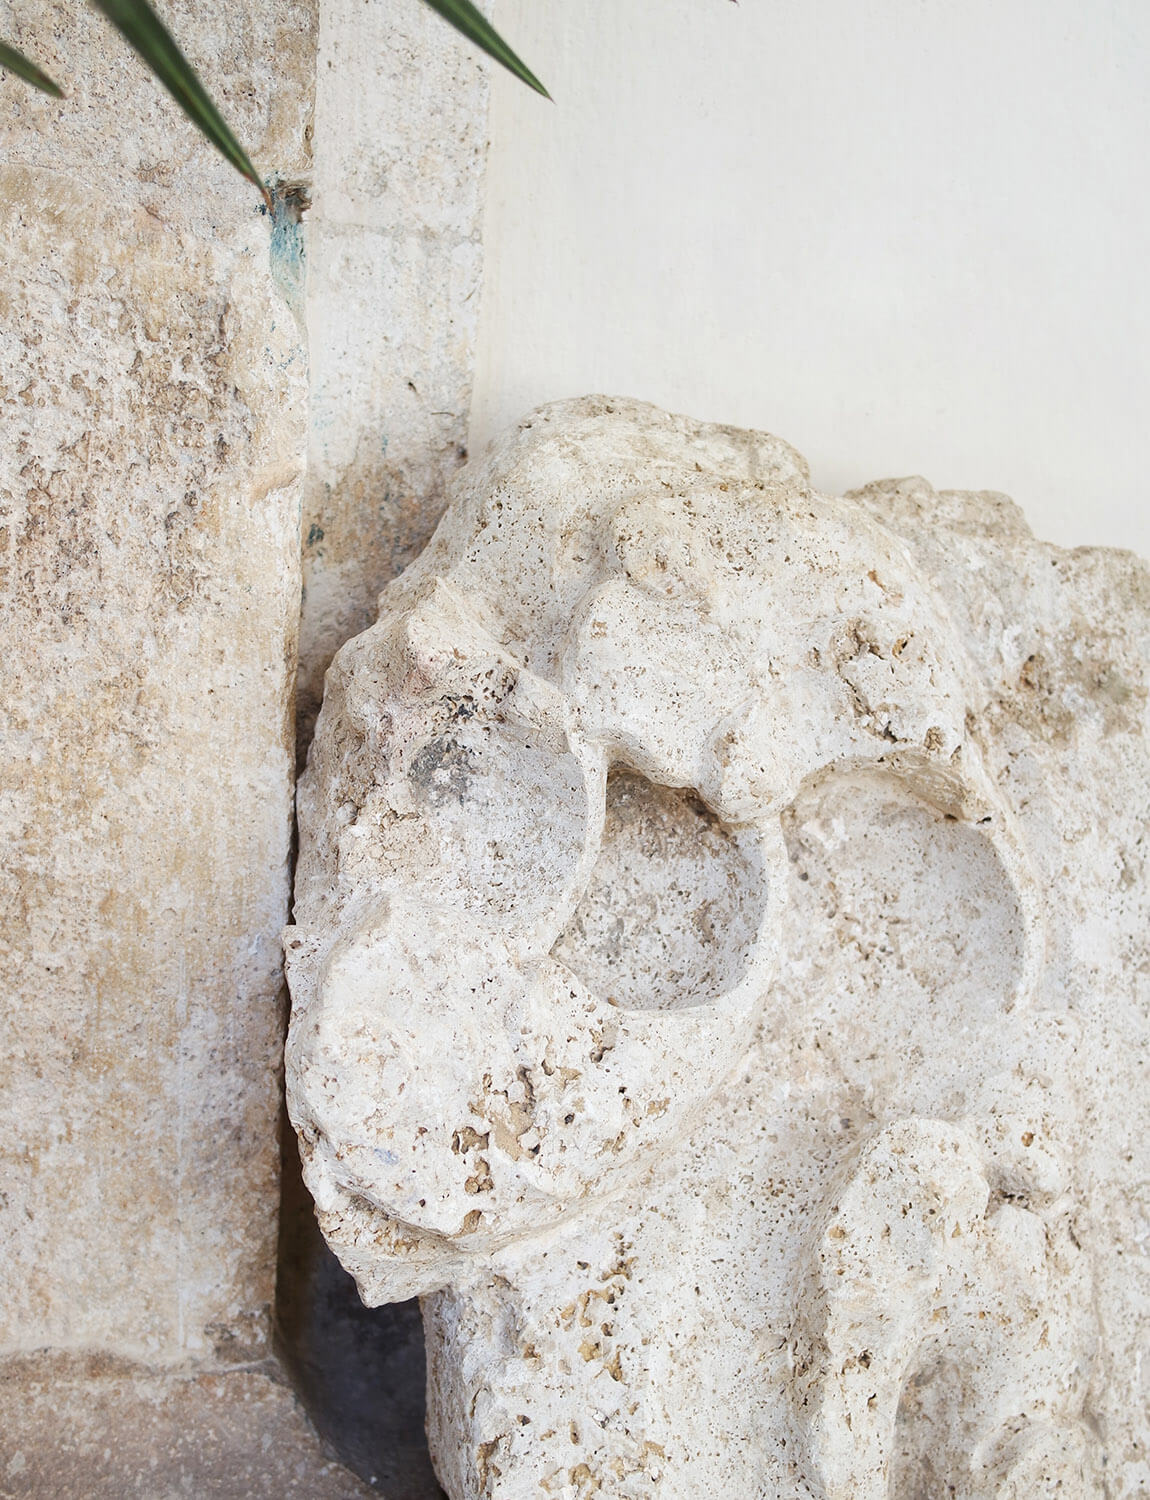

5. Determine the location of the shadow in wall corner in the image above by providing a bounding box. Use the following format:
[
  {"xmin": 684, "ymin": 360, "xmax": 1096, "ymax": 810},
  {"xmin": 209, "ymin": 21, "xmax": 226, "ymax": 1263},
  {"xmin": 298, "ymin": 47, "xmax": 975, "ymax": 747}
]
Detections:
[{"xmin": 275, "ymin": 1109, "xmax": 448, "ymax": 1499}]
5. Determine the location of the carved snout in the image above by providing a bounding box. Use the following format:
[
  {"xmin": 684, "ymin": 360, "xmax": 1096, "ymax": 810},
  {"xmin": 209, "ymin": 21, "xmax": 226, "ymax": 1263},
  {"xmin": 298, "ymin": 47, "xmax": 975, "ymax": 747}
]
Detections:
[
  {"xmin": 285, "ymin": 586, "xmax": 786, "ymax": 1295},
  {"xmin": 289, "ymin": 896, "xmax": 772, "ymax": 1253}
]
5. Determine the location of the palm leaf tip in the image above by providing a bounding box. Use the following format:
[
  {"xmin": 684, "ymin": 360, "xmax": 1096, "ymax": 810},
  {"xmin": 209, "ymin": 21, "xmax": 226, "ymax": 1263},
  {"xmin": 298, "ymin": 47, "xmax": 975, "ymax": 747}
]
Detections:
[
  {"xmin": 0, "ymin": 39, "xmax": 64, "ymax": 96},
  {"xmin": 87, "ymin": 0, "xmax": 265, "ymax": 195},
  {"xmin": 421, "ymin": 0, "xmax": 550, "ymax": 98}
]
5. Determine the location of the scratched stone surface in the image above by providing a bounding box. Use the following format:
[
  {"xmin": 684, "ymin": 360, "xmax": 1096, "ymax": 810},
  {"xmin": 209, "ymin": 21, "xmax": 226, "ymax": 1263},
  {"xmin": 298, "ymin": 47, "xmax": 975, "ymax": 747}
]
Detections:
[{"xmin": 287, "ymin": 396, "xmax": 1149, "ymax": 1498}]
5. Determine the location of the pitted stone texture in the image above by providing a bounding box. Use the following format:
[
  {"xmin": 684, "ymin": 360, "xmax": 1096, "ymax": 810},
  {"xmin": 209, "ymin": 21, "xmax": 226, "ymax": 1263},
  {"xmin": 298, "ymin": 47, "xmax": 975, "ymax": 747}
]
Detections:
[
  {"xmin": 286, "ymin": 397, "xmax": 1150, "ymax": 1498},
  {"xmin": 0, "ymin": 1354, "xmax": 373, "ymax": 1500},
  {"xmin": 0, "ymin": 0, "xmax": 310, "ymax": 1366}
]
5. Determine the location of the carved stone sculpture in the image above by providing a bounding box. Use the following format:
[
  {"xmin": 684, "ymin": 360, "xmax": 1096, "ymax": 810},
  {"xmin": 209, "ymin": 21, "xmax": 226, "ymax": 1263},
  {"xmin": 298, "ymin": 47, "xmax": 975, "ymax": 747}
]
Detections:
[{"xmin": 285, "ymin": 397, "xmax": 1149, "ymax": 1498}]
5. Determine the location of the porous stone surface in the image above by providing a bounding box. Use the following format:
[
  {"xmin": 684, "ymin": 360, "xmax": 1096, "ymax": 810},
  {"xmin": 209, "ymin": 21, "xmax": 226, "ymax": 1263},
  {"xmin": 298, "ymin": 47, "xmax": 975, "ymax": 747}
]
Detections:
[
  {"xmin": 1, "ymin": 0, "xmax": 312, "ymax": 1368},
  {"xmin": 0, "ymin": 1, "xmax": 383, "ymax": 1491},
  {"xmin": 287, "ymin": 396, "xmax": 1150, "ymax": 1498},
  {"xmin": 0, "ymin": 1353, "xmax": 374, "ymax": 1500}
]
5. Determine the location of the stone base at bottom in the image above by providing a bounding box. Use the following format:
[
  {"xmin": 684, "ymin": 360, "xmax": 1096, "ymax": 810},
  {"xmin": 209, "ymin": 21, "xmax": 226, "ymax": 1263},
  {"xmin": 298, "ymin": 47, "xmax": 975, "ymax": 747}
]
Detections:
[{"xmin": 0, "ymin": 1353, "xmax": 375, "ymax": 1499}]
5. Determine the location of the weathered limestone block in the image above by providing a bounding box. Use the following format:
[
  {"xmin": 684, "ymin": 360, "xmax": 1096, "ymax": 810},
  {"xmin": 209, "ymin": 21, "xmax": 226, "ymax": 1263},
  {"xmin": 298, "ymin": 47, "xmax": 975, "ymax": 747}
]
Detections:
[
  {"xmin": 286, "ymin": 396, "xmax": 1150, "ymax": 1498},
  {"xmin": 1, "ymin": 0, "xmax": 311, "ymax": 1370},
  {"xmin": 0, "ymin": 1, "xmax": 366, "ymax": 1491}
]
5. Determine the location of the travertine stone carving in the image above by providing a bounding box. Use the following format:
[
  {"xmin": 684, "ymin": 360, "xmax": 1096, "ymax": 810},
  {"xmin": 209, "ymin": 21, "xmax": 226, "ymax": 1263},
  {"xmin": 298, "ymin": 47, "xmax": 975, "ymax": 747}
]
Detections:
[
  {"xmin": 0, "ymin": 0, "xmax": 312, "ymax": 1362},
  {"xmin": 286, "ymin": 397, "xmax": 1150, "ymax": 1498}
]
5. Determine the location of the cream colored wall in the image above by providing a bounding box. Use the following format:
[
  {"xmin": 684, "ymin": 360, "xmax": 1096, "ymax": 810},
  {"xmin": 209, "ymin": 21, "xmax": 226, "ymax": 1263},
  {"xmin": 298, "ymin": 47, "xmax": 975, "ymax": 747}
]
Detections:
[{"xmin": 473, "ymin": 0, "xmax": 1149, "ymax": 557}]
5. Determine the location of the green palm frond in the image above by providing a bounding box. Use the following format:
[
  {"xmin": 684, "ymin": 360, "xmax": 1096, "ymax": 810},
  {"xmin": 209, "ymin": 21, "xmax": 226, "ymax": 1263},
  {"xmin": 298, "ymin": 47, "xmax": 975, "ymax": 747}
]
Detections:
[
  {"xmin": 88, "ymin": 0, "xmax": 270, "ymax": 206},
  {"xmin": 2, "ymin": 0, "xmax": 547, "ymax": 205},
  {"xmin": 0, "ymin": 39, "xmax": 63, "ymax": 96},
  {"xmin": 421, "ymin": 0, "xmax": 550, "ymax": 98}
]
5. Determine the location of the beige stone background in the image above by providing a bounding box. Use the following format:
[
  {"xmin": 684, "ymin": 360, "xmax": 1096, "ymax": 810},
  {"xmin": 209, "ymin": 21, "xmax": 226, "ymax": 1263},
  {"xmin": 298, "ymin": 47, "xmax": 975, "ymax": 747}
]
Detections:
[{"xmin": 2, "ymin": 0, "xmax": 1147, "ymax": 1494}]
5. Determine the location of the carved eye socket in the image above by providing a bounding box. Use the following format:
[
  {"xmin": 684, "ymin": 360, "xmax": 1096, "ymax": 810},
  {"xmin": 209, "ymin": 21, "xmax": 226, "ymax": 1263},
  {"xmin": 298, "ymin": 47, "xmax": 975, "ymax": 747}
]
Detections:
[
  {"xmin": 781, "ymin": 768, "xmax": 1030, "ymax": 1052},
  {"xmin": 551, "ymin": 767, "xmax": 769, "ymax": 1012},
  {"xmin": 399, "ymin": 716, "xmax": 589, "ymax": 930}
]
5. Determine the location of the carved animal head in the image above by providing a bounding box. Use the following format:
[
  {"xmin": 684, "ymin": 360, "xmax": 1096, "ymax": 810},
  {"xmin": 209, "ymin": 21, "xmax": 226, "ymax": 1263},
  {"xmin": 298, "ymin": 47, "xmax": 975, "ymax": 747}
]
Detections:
[{"xmin": 284, "ymin": 397, "xmax": 1043, "ymax": 1305}]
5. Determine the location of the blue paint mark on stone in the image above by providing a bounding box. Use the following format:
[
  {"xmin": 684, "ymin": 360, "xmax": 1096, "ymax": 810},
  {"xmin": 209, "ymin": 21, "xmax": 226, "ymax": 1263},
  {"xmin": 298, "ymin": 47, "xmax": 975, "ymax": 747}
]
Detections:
[{"xmin": 266, "ymin": 180, "xmax": 310, "ymax": 320}]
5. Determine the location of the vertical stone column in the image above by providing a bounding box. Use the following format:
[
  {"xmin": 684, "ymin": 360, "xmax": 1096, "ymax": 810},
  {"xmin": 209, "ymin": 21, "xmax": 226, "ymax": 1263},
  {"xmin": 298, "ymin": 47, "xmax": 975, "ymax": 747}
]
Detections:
[
  {"xmin": 273, "ymin": 4, "xmax": 494, "ymax": 1487},
  {"xmin": 0, "ymin": 0, "xmax": 366, "ymax": 1490},
  {"xmin": 297, "ymin": 0, "xmax": 490, "ymax": 748}
]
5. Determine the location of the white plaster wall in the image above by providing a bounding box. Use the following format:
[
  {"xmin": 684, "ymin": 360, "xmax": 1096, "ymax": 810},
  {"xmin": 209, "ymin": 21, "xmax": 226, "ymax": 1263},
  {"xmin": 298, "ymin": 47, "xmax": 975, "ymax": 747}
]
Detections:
[{"xmin": 472, "ymin": 0, "xmax": 1149, "ymax": 557}]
